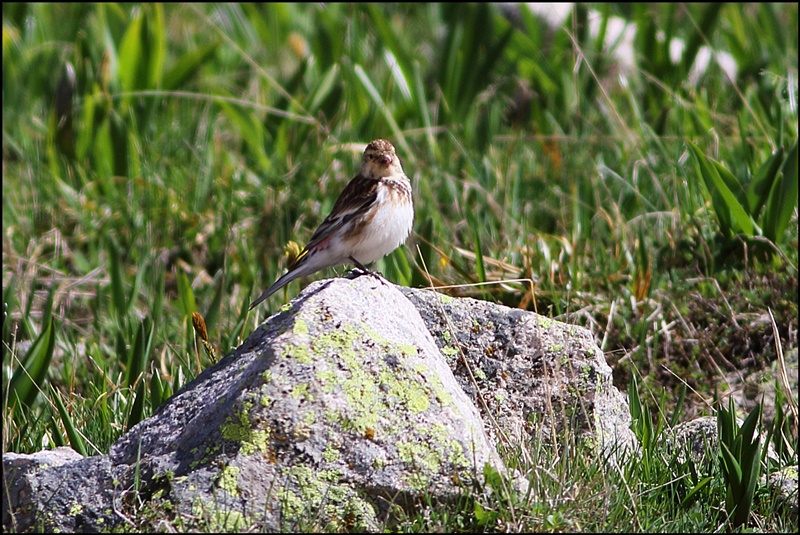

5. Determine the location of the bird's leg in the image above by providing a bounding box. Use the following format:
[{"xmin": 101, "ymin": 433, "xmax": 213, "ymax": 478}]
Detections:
[{"xmin": 348, "ymin": 256, "xmax": 387, "ymax": 285}]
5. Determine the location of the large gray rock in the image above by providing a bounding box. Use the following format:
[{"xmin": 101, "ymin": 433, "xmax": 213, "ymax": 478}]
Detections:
[
  {"xmin": 108, "ymin": 275, "xmax": 505, "ymax": 531},
  {"xmin": 4, "ymin": 277, "xmax": 506, "ymax": 532},
  {"xmin": 2, "ymin": 275, "xmax": 633, "ymax": 531}
]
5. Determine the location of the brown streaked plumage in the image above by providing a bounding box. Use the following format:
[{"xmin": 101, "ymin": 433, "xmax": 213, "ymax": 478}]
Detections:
[{"xmin": 249, "ymin": 139, "xmax": 413, "ymax": 309}]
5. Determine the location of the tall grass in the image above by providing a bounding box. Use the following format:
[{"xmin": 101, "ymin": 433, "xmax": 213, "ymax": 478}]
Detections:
[{"xmin": 3, "ymin": 3, "xmax": 797, "ymax": 531}]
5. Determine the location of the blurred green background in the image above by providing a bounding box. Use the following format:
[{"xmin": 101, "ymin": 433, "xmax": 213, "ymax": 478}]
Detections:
[{"xmin": 2, "ymin": 3, "xmax": 797, "ymax": 530}]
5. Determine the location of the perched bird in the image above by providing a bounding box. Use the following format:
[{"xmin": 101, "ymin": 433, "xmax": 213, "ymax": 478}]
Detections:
[{"xmin": 249, "ymin": 139, "xmax": 413, "ymax": 309}]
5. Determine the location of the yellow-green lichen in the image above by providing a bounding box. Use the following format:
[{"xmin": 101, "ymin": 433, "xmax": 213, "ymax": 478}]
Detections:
[
  {"xmin": 316, "ymin": 327, "xmax": 360, "ymax": 354},
  {"xmin": 192, "ymin": 494, "xmax": 250, "ymax": 531},
  {"xmin": 211, "ymin": 510, "xmax": 247, "ymax": 531},
  {"xmin": 318, "ymin": 468, "xmax": 342, "ymax": 482},
  {"xmin": 324, "ymin": 483, "xmax": 348, "ymax": 503},
  {"xmin": 290, "ymin": 382, "xmax": 311, "ymax": 400},
  {"xmin": 316, "ymin": 369, "xmax": 338, "ymax": 393},
  {"xmin": 406, "ymin": 389, "xmax": 430, "ymax": 413},
  {"xmin": 242, "ymin": 429, "xmax": 269, "ymax": 455},
  {"xmin": 294, "ymin": 318, "xmax": 309, "ymax": 336},
  {"xmin": 280, "ymin": 488, "xmax": 305, "ymax": 520},
  {"xmin": 394, "ymin": 424, "xmax": 471, "ymax": 490},
  {"xmin": 284, "ymin": 343, "xmax": 312, "ymax": 364},
  {"xmin": 312, "ymin": 326, "xmax": 386, "ymax": 432},
  {"xmin": 323, "ymin": 443, "xmax": 340, "ymax": 462},
  {"xmin": 68, "ymin": 503, "xmax": 83, "ymax": 516},
  {"xmin": 415, "ymin": 364, "xmax": 452, "ymax": 407},
  {"xmin": 220, "ymin": 410, "xmax": 250, "ymax": 441},
  {"xmin": 273, "ymin": 312, "xmax": 472, "ymax": 492},
  {"xmin": 441, "ymin": 345, "xmax": 458, "ymax": 357},
  {"xmin": 277, "ymin": 464, "xmax": 374, "ymax": 529},
  {"xmin": 280, "ymin": 465, "xmax": 325, "ymax": 519},
  {"xmin": 406, "ymin": 471, "xmax": 431, "ymax": 492},
  {"xmin": 220, "ymin": 408, "xmax": 270, "ymax": 455},
  {"xmin": 378, "ymin": 368, "xmax": 432, "ymax": 414},
  {"xmin": 261, "ymin": 369, "xmax": 272, "ymax": 383},
  {"xmin": 217, "ymin": 465, "xmax": 240, "ymax": 497},
  {"xmin": 343, "ymin": 374, "xmax": 376, "ymax": 402},
  {"xmin": 396, "ymin": 343, "xmax": 418, "ymax": 357},
  {"xmin": 446, "ymin": 439, "xmax": 470, "ymax": 467},
  {"xmin": 429, "ymin": 423, "xmax": 449, "ymax": 443},
  {"xmin": 397, "ymin": 440, "xmax": 443, "ymax": 475}
]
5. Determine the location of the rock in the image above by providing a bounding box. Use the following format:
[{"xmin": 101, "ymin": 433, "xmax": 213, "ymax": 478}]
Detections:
[
  {"xmin": 400, "ymin": 287, "xmax": 636, "ymax": 455},
  {"xmin": 4, "ymin": 277, "xmax": 506, "ymax": 532},
  {"xmin": 2, "ymin": 447, "xmax": 115, "ymax": 533},
  {"xmin": 768, "ymin": 465, "xmax": 798, "ymax": 521},
  {"xmin": 726, "ymin": 347, "xmax": 798, "ymax": 429},
  {"xmin": 670, "ymin": 416, "xmax": 719, "ymax": 470},
  {"xmin": 3, "ymin": 276, "xmax": 634, "ymax": 531},
  {"xmin": 108, "ymin": 276, "xmax": 506, "ymax": 531}
]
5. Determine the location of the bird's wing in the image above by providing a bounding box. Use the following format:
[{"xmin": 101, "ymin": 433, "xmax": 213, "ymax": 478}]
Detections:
[{"xmin": 291, "ymin": 173, "xmax": 379, "ymax": 267}]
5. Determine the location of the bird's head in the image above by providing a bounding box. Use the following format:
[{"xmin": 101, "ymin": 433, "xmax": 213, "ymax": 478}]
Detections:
[{"xmin": 361, "ymin": 139, "xmax": 402, "ymax": 178}]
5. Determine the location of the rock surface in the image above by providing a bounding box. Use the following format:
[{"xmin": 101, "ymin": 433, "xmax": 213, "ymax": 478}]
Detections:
[
  {"xmin": 401, "ymin": 287, "xmax": 636, "ymax": 454},
  {"xmin": 2, "ymin": 276, "xmax": 633, "ymax": 531},
  {"xmin": 2, "ymin": 447, "xmax": 114, "ymax": 533}
]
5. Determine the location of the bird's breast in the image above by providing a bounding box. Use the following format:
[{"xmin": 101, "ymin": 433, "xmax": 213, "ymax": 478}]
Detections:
[{"xmin": 346, "ymin": 177, "xmax": 413, "ymax": 265}]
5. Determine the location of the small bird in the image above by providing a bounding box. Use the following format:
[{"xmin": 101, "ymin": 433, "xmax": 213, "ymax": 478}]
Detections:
[{"xmin": 249, "ymin": 139, "xmax": 414, "ymax": 309}]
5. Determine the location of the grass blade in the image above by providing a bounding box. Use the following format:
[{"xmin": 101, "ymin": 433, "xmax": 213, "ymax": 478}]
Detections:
[
  {"xmin": 176, "ymin": 271, "xmax": 197, "ymax": 319},
  {"xmin": 762, "ymin": 139, "xmax": 798, "ymax": 243},
  {"xmin": 747, "ymin": 147, "xmax": 785, "ymax": 219},
  {"xmin": 126, "ymin": 318, "xmax": 155, "ymax": 390},
  {"xmin": 8, "ymin": 316, "xmax": 56, "ymax": 411},
  {"xmin": 163, "ymin": 40, "xmax": 220, "ymax": 91},
  {"xmin": 688, "ymin": 141, "xmax": 756, "ymax": 237},
  {"xmin": 50, "ymin": 384, "xmax": 88, "ymax": 457},
  {"xmin": 107, "ymin": 237, "xmax": 128, "ymax": 326},
  {"xmin": 126, "ymin": 318, "xmax": 155, "ymax": 428},
  {"xmin": 681, "ymin": 476, "xmax": 713, "ymax": 508}
]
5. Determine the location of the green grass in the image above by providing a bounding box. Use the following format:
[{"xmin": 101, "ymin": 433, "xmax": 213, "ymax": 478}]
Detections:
[{"xmin": 2, "ymin": 3, "xmax": 797, "ymax": 532}]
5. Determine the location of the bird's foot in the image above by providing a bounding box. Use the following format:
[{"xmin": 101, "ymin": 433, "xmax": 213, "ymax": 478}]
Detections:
[{"xmin": 348, "ymin": 257, "xmax": 387, "ymax": 285}]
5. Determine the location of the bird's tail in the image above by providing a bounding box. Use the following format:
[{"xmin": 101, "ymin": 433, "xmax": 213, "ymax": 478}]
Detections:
[
  {"xmin": 249, "ymin": 270, "xmax": 298, "ymax": 310},
  {"xmin": 248, "ymin": 256, "xmax": 321, "ymax": 309}
]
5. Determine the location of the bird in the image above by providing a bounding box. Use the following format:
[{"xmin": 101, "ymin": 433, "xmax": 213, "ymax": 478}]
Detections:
[{"xmin": 249, "ymin": 139, "xmax": 414, "ymax": 309}]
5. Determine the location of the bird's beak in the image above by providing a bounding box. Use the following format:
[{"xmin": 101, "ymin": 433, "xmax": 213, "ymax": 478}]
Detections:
[{"xmin": 379, "ymin": 154, "xmax": 392, "ymax": 165}]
